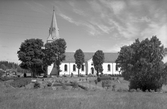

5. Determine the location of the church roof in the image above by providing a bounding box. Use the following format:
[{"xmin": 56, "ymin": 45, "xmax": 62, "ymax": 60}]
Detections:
[{"xmin": 62, "ymin": 52, "xmax": 119, "ymax": 63}]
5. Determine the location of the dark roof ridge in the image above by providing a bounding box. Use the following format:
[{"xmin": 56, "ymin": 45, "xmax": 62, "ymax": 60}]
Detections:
[{"xmin": 63, "ymin": 52, "xmax": 119, "ymax": 63}]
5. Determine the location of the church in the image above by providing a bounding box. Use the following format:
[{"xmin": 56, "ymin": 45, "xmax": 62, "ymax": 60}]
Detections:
[{"xmin": 46, "ymin": 8, "xmax": 121, "ymax": 76}]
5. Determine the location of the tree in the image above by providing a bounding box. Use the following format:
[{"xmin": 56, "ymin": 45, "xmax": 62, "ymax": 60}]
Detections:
[
  {"xmin": 17, "ymin": 39, "xmax": 44, "ymax": 78},
  {"xmin": 74, "ymin": 49, "xmax": 85, "ymax": 76},
  {"xmin": 0, "ymin": 64, "xmax": 7, "ymax": 70},
  {"xmin": 116, "ymin": 36, "xmax": 166, "ymax": 91},
  {"xmin": 44, "ymin": 38, "xmax": 66, "ymax": 76},
  {"xmin": 92, "ymin": 50, "xmax": 104, "ymax": 76}
]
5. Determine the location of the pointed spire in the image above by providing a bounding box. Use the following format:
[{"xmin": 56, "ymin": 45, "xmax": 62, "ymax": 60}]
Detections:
[{"xmin": 47, "ymin": 6, "xmax": 59, "ymax": 43}]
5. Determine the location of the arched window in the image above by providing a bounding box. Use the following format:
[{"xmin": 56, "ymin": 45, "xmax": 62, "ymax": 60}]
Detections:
[
  {"xmin": 116, "ymin": 63, "xmax": 118, "ymax": 71},
  {"xmin": 64, "ymin": 64, "xmax": 67, "ymax": 72},
  {"xmin": 73, "ymin": 64, "xmax": 76, "ymax": 71},
  {"xmin": 108, "ymin": 64, "xmax": 111, "ymax": 71},
  {"xmin": 91, "ymin": 67, "xmax": 94, "ymax": 74},
  {"xmin": 82, "ymin": 65, "xmax": 84, "ymax": 71}
]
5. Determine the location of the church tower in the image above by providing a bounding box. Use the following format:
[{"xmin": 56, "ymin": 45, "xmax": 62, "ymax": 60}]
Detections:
[
  {"xmin": 47, "ymin": 7, "xmax": 60, "ymax": 76},
  {"xmin": 47, "ymin": 7, "xmax": 59, "ymax": 43}
]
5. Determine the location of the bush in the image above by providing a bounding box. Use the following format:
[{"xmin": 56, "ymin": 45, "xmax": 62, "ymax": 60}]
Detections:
[
  {"xmin": 10, "ymin": 78, "xmax": 31, "ymax": 88},
  {"xmin": 97, "ymin": 76, "xmax": 111, "ymax": 82},
  {"xmin": 116, "ymin": 36, "xmax": 166, "ymax": 91},
  {"xmin": 0, "ymin": 70, "xmax": 5, "ymax": 77},
  {"xmin": 79, "ymin": 74, "xmax": 85, "ymax": 77},
  {"xmin": 94, "ymin": 80, "xmax": 98, "ymax": 84},
  {"xmin": 47, "ymin": 82, "xmax": 52, "ymax": 87},
  {"xmin": 34, "ymin": 82, "xmax": 40, "ymax": 89},
  {"xmin": 112, "ymin": 84, "xmax": 116, "ymax": 91},
  {"xmin": 87, "ymin": 74, "xmax": 95, "ymax": 77},
  {"xmin": 102, "ymin": 80, "xmax": 111, "ymax": 89},
  {"xmin": 71, "ymin": 81, "xmax": 79, "ymax": 88},
  {"xmin": 129, "ymin": 77, "xmax": 163, "ymax": 92}
]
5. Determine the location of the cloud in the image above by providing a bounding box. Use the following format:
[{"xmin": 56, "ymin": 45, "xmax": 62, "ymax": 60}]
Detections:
[
  {"xmin": 68, "ymin": 1, "xmax": 87, "ymax": 16},
  {"xmin": 24, "ymin": 1, "xmax": 48, "ymax": 14},
  {"xmin": 99, "ymin": 0, "xmax": 126, "ymax": 15},
  {"xmin": 59, "ymin": 13, "xmax": 101, "ymax": 35},
  {"xmin": 59, "ymin": 13, "xmax": 77, "ymax": 25},
  {"xmin": 73, "ymin": 8, "xmax": 87, "ymax": 16},
  {"xmin": 156, "ymin": 25, "xmax": 167, "ymax": 47},
  {"xmin": 91, "ymin": 40, "xmax": 133, "ymax": 52},
  {"xmin": 140, "ymin": 17, "xmax": 151, "ymax": 23},
  {"xmin": 58, "ymin": 0, "xmax": 166, "ymax": 41},
  {"xmin": 88, "ymin": 0, "xmax": 103, "ymax": 13},
  {"xmin": 106, "ymin": 40, "xmax": 134, "ymax": 52},
  {"xmin": 141, "ymin": 21, "xmax": 167, "ymax": 47},
  {"xmin": 109, "ymin": 19, "xmax": 139, "ymax": 39},
  {"xmin": 90, "ymin": 20, "xmax": 114, "ymax": 34}
]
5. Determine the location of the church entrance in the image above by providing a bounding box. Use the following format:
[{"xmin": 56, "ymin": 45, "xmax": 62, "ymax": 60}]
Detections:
[{"xmin": 91, "ymin": 67, "xmax": 94, "ymax": 74}]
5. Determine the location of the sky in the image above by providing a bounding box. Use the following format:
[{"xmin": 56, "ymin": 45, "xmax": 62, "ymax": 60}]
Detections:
[{"xmin": 0, "ymin": 0, "xmax": 167, "ymax": 63}]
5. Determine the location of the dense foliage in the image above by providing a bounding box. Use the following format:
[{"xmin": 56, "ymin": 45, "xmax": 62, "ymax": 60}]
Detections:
[
  {"xmin": 74, "ymin": 49, "xmax": 85, "ymax": 76},
  {"xmin": 92, "ymin": 50, "xmax": 104, "ymax": 76},
  {"xmin": 44, "ymin": 38, "xmax": 66, "ymax": 76},
  {"xmin": 17, "ymin": 39, "xmax": 45, "ymax": 77},
  {"xmin": 116, "ymin": 36, "xmax": 166, "ymax": 91}
]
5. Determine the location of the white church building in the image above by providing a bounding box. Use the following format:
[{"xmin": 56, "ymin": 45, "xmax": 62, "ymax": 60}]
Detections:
[{"xmin": 46, "ymin": 8, "xmax": 121, "ymax": 76}]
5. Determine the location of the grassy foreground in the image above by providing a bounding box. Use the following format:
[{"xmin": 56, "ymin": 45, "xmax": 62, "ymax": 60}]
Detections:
[{"xmin": 0, "ymin": 82, "xmax": 167, "ymax": 109}]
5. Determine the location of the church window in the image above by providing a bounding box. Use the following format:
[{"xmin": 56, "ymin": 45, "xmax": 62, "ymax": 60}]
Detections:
[
  {"xmin": 108, "ymin": 64, "xmax": 111, "ymax": 71},
  {"xmin": 64, "ymin": 64, "xmax": 67, "ymax": 72},
  {"xmin": 116, "ymin": 63, "xmax": 119, "ymax": 71},
  {"xmin": 73, "ymin": 64, "xmax": 76, "ymax": 71},
  {"xmin": 82, "ymin": 65, "xmax": 84, "ymax": 71}
]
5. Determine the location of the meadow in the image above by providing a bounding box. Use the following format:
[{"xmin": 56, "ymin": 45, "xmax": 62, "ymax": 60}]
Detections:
[{"xmin": 0, "ymin": 77, "xmax": 167, "ymax": 109}]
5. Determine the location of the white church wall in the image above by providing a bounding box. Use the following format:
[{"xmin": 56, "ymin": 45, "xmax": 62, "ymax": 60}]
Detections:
[
  {"xmin": 59, "ymin": 61, "xmax": 121, "ymax": 76},
  {"xmin": 102, "ymin": 63, "xmax": 113, "ymax": 74},
  {"xmin": 87, "ymin": 58, "xmax": 96, "ymax": 75},
  {"xmin": 69, "ymin": 63, "xmax": 86, "ymax": 75},
  {"xmin": 79, "ymin": 63, "xmax": 86, "ymax": 75},
  {"xmin": 69, "ymin": 63, "xmax": 78, "ymax": 75},
  {"xmin": 60, "ymin": 63, "xmax": 70, "ymax": 75},
  {"xmin": 112, "ymin": 63, "xmax": 120, "ymax": 75},
  {"xmin": 47, "ymin": 63, "xmax": 54, "ymax": 75}
]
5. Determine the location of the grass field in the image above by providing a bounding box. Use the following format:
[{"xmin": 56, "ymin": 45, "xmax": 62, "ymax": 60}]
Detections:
[{"xmin": 1, "ymin": 78, "xmax": 167, "ymax": 109}]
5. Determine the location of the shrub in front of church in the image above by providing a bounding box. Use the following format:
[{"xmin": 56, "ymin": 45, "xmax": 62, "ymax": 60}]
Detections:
[
  {"xmin": 97, "ymin": 75, "xmax": 111, "ymax": 82},
  {"xmin": 116, "ymin": 36, "xmax": 167, "ymax": 91},
  {"xmin": 102, "ymin": 80, "xmax": 111, "ymax": 89},
  {"xmin": 34, "ymin": 82, "xmax": 40, "ymax": 89},
  {"xmin": 70, "ymin": 81, "xmax": 79, "ymax": 89}
]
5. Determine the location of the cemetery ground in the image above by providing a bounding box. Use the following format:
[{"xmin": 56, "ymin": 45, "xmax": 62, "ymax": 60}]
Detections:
[{"xmin": 1, "ymin": 76, "xmax": 167, "ymax": 109}]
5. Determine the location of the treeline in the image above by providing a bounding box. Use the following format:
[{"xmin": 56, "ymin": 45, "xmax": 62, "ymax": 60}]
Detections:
[
  {"xmin": 0, "ymin": 61, "xmax": 18, "ymax": 70},
  {"xmin": 0, "ymin": 61, "xmax": 29, "ymax": 73}
]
